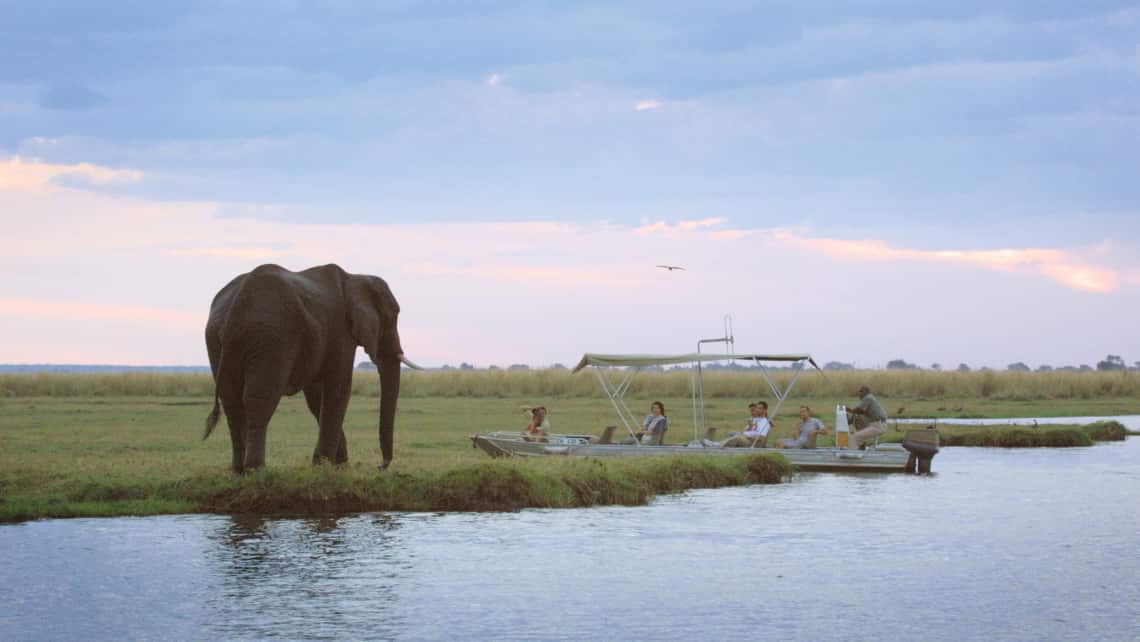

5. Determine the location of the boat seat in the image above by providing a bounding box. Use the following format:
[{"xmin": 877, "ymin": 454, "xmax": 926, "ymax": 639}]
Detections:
[
  {"xmin": 597, "ymin": 425, "xmax": 618, "ymax": 445},
  {"xmin": 646, "ymin": 417, "xmax": 672, "ymax": 446}
]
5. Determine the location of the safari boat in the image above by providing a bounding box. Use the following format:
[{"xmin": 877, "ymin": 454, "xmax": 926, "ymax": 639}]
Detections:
[{"xmin": 471, "ymin": 350, "xmax": 937, "ymax": 473}]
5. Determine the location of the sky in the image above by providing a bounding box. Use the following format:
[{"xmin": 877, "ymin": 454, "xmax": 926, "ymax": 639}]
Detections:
[{"xmin": 2, "ymin": 1, "xmax": 1138, "ymax": 369}]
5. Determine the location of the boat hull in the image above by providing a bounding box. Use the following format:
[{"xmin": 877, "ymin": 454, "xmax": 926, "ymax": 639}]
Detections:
[{"xmin": 471, "ymin": 433, "xmax": 912, "ymax": 472}]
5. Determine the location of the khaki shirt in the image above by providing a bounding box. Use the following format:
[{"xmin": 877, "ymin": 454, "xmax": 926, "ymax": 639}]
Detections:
[{"xmin": 857, "ymin": 393, "xmax": 888, "ymax": 422}]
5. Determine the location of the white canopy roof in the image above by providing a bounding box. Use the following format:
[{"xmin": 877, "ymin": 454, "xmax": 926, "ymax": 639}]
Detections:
[{"xmin": 572, "ymin": 352, "xmax": 818, "ymax": 373}]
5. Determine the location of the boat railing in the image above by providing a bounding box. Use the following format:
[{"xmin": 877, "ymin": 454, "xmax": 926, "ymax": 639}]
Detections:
[{"xmin": 482, "ymin": 431, "xmax": 592, "ymax": 446}]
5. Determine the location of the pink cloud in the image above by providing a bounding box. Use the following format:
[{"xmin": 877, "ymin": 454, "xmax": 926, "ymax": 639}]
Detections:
[
  {"xmin": 168, "ymin": 246, "xmax": 290, "ymax": 260},
  {"xmin": 0, "ymin": 155, "xmax": 142, "ymax": 191},
  {"xmin": 405, "ymin": 262, "xmax": 642, "ymax": 287},
  {"xmin": 780, "ymin": 232, "xmax": 1121, "ymax": 293},
  {"xmin": 635, "ymin": 218, "xmax": 725, "ymax": 236},
  {"xmin": 0, "ymin": 298, "xmax": 204, "ymax": 331},
  {"xmin": 708, "ymin": 229, "xmax": 754, "ymax": 241},
  {"xmin": 1038, "ymin": 264, "xmax": 1119, "ymax": 294}
]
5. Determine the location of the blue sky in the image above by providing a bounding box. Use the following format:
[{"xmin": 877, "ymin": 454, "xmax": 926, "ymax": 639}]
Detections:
[{"xmin": 1, "ymin": 1, "xmax": 1138, "ymax": 367}]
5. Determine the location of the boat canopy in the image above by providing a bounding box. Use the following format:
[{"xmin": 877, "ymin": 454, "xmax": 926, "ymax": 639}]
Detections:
[
  {"xmin": 572, "ymin": 353, "xmax": 818, "ymax": 373},
  {"xmin": 572, "ymin": 351, "xmax": 822, "ymax": 444}
]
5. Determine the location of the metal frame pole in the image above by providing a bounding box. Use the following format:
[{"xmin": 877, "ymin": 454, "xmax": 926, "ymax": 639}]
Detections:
[
  {"xmin": 690, "ymin": 368, "xmax": 699, "ymax": 442},
  {"xmin": 757, "ymin": 359, "xmax": 807, "ymax": 420},
  {"xmin": 594, "ymin": 367, "xmax": 643, "ymax": 445},
  {"xmin": 695, "ymin": 315, "xmax": 734, "ymax": 443}
]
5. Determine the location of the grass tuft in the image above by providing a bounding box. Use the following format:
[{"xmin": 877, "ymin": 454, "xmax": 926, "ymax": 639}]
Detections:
[
  {"xmin": 939, "ymin": 427, "xmax": 1094, "ymax": 448},
  {"xmin": 1082, "ymin": 420, "xmax": 1128, "ymax": 441},
  {"xmin": 430, "ymin": 464, "xmax": 539, "ymax": 511},
  {"xmin": 881, "ymin": 420, "xmax": 1133, "ymax": 449}
]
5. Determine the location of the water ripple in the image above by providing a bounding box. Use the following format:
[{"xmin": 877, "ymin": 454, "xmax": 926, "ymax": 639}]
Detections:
[{"xmin": 2, "ymin": 439, "xmax": 1138, "ymax": 640}]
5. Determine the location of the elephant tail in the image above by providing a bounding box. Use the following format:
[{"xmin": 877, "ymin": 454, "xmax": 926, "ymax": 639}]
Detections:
[
  {"xmin": 203, "ymin": 395, "xmax": 221, "ymax": 440},
  {"xmin": 203, "ymin": 352, "xmax": 225, "ymax": 440}
]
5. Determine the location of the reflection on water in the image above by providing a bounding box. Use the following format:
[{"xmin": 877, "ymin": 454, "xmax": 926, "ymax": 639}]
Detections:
[
  {"xmin": 205, "ymin": 514, "xmax": 410, "ymax": 640},
  {"xmin": 2, "ymin": 438, "xmax": 1138, "ymax": 641}
]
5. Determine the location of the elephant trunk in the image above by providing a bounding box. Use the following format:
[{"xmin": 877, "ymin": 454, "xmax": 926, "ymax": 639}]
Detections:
[{"xmin": 378, "ymin": 353, "xmax": 402, "ymax": 469}]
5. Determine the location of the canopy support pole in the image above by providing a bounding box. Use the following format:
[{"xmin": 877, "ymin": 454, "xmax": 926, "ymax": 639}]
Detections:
[
  {"xmin": 615, "ymin": 369, "xmax": 636, "ymax": 398},
  {"xmin": 690, "ymin": 367, "xmax": 700, "ymax": 442},
  {"xmin": 757, "ymin": 359, "xmax": 807, "ymax": 420},
  {"xmin": 594, "ymin": 367, "xmax": 643, "ymax": 445},
  {"xmin": 695, "ymin": 316, "xmax": 733, "ymax": 443}
]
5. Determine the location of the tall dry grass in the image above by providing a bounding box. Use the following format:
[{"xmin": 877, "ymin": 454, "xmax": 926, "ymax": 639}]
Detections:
[{"xmin": 2, "ymin": 368, "xmax": 1137, "ymax": 400}]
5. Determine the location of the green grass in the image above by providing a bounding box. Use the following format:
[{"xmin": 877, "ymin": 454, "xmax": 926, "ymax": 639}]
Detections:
[
  {"xmin": 877, "ymin": 420, "xmax": 1132, "ymax": 448},
  {"xmin": 0, "ymin": 395, "xmax": 796, "ymax": 522},
  {"xmin": 1, "ymin": 373, "xmax": 1135, "ymax": 522}
]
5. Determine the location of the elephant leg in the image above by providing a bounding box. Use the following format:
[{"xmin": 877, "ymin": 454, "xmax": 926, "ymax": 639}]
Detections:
[
  {"xmin": 303, "ymin": 385, "xmax": 325, "ymax": 463},
  {"xmin": 335, "ymin": 430, "xmax": 348, "ymax": 465},
  {"xmin": 306, "ymin": 385, "xmax": 346, "ymax": 465},
  {"xmin": 313, "ymin": 384, "xmax": 350, "ymax": 465},
  {"xmin": 221, "ymin": 396, "xmax": 247, "ymax": 474},
  {"xmin": 303, "ymin": 385, "xmax": 322, "ymax": 423},
  {"xmin": 242, "ymin": 385, "xmax": 283, "ymax": 471}
]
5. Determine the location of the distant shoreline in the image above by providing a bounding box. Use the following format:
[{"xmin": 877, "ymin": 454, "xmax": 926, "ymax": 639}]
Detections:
[{"xmin": 0, "ymin": 364, "xmax": 211, "ymax": 374}]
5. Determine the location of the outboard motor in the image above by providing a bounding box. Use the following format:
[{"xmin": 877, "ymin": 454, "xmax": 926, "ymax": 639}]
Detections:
[{"xmin": 901, "ymin": 427, "xmax": 940, "ymax": 474}]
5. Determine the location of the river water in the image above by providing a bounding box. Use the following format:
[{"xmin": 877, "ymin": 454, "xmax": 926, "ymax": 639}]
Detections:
[{"xmin": 2, "ymin": 435, "xmax": 1138, "ymax": 640}]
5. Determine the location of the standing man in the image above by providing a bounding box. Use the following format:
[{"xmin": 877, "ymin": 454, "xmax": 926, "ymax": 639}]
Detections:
[{"xmin": 846, "ymin": 385, "xmax": 888, "ymax": 450}]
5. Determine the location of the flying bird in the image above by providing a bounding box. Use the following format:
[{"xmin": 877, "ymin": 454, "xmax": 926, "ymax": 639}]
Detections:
[{"xmin": 656, "ymin": 265, "xmax": 686, "ymax": 272}]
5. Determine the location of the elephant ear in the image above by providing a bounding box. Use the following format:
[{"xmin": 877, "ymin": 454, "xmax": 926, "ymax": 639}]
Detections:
[{"xmin": 346, "ymin": 276, "xmax": 383, "ymax": 363}]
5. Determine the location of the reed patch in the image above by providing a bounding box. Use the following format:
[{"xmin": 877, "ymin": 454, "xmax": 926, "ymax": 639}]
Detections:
[
  {"xmin": 896, "ymin": 420, "xmax": 1130, "ymax": 448},
  {"xmin": 4, "ymin": 369, "xmax": 1139, "ymax": 401}
]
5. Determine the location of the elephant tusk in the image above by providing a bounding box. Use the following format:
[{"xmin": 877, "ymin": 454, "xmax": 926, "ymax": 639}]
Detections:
[{"xmin": 399, "ymin": 356, "xmax": 424, "ymax": 370}]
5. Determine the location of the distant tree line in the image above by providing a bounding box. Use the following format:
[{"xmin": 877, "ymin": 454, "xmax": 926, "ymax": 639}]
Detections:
[
  {"xmin": 350, "ymin": 354, "xmax": 1137, "ymax": 373},
  {"xmin": 813, "ymin": 354, "xmax": 1136, "ymax": 373}
]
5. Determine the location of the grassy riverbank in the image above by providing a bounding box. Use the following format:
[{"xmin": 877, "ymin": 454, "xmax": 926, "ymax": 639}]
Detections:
[
  {"xmin": 878, "ymin": 420, "xmax": 1131, "ymax": 448},
  {"xmin": 1, "ymin": 369, "xmax": 1136, "ymax": 522},
  {"xmin": 0, "ymin": 453, "xmax": 792, "ymax": 523},
  {"xmin": 0, "ymin": 395, "xmax": 797, "ymax": 522}
]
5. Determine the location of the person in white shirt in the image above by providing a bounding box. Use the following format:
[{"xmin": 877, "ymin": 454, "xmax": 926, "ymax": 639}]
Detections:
[{"xmin": 722, "ymin": 401, "xmax": 772, "ymax": 447}]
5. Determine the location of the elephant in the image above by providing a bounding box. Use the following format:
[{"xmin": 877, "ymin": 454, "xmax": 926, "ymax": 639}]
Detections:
[{"xmin": 203, "ymin": 263, "xmax": 418, "ymax": 472}]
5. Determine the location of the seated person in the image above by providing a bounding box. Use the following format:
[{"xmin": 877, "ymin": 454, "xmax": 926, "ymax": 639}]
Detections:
[
  {"xmin": 624, "ymin": 401, "xmax": 669, "ymax": 444},
  {"xmin": 521, "ymin": 405, "xmax": 551, "ymax": 442},
  {"xmin": 723, "ymin": 401, "xmax": 772, "ymax": 447},
  {"xmin": 778, "ymin": 405, "xmax": 827, "ymax": 449}
]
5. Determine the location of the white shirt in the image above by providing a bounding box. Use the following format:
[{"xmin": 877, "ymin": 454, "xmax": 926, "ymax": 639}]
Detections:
[{"xmin": 744, "ymin": 417, "xmax": 771, "ymax": 438}]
